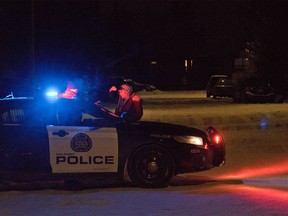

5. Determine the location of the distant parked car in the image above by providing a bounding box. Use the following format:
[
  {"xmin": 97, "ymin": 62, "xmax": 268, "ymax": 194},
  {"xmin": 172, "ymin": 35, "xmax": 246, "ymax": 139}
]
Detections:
[
  {"xmin": 206, "ymin": 75, "xmax": 235, "ymax": 98},
  {"xmin": 125, "ymin": 79, "xmax": 157, "ymax": 92},
  {"xmin": 243, "ymin": 83, "xmax": 275, "ymax": 103},
  {"xmin": 92, "ymin": 76, "xmax": 126, "ymax": 102},
  {"xmin": 234, "ymin": 78, "xmax": 275, "ymax": 103}
]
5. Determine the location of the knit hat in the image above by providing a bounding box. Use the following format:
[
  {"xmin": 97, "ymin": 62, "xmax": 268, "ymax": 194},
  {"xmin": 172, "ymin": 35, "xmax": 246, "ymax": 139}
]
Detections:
[{"xmin": 119, "ymin": 84, "xmax": 133, "ymax": 95}]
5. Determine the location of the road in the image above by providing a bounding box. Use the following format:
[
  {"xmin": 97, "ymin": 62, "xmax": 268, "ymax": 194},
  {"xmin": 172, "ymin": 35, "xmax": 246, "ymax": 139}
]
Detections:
[{"xmin": 0, "ymin": 90, "xmax": 288, "ymax": 216}]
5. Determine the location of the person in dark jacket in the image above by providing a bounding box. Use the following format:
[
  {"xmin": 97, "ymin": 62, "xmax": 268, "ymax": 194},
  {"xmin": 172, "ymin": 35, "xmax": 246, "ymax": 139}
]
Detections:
[{"xmin": 109, "ymin": 84, "xmax": 143, "ymax": 122}]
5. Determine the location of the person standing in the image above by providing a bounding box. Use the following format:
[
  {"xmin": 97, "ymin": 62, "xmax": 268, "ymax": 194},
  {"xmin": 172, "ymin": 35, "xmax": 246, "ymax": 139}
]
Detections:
[{"xmin": 109, "ymin": 84, "xmax": 143, "ymax": 122}]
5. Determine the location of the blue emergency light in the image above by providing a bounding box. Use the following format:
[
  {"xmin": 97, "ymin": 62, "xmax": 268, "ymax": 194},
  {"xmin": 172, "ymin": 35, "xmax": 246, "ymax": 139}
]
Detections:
[{"xmin": 44, "ymin": 88, "xmax": 59, "ymax": 102}]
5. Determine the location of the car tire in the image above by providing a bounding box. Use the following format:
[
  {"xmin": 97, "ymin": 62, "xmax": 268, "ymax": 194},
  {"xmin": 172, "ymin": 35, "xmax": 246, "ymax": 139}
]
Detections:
[{"xmin": 128, "ymin": 144, "xmax": 175, "ymax": 188}]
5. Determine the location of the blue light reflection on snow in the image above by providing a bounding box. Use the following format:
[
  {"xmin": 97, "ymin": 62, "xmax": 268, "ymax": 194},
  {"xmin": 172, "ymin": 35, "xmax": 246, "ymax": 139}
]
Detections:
[{"xmin": 259, "ymin": 114, "xmax": 268, "ymax": 130}]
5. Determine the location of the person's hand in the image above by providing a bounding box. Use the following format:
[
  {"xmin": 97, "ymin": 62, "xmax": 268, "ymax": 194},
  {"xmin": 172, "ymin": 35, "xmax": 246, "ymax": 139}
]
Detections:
[
  {"xmin": 132, "ymin": 95, "xmax": 141, "ymax": 102},
  {"xmin": 109, "ymin": 86, "xmax": 117, "ymax": 92}
]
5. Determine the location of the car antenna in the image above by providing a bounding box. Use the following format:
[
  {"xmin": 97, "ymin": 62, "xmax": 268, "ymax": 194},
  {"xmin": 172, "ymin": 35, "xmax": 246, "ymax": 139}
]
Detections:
[{"xmin": 5, "ymin": 92, "xmax": 14, "ymax": 99}]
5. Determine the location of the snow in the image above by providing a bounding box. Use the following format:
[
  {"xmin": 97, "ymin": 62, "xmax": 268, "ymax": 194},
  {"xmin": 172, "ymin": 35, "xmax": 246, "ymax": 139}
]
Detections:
[{"xmin": 0, "ymin": 90, "xmax": 288, "ymax": 215}]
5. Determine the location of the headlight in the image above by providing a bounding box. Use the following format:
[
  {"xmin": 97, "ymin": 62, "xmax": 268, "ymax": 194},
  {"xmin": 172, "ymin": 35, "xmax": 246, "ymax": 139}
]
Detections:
[{"xmin": 173, "ymin": 135, "xmax": 203, "ymax": 146}]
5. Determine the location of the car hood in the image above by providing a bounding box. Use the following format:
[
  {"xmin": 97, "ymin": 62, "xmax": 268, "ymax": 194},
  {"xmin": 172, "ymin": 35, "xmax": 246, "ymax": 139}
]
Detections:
[{"xmin": 132, "ymin": 121, "xmax": 208, "ymax": 137}]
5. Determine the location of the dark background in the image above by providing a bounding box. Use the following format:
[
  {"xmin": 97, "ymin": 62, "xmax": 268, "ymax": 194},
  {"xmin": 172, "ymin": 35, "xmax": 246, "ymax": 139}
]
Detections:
[{"xmin": 1, "ymin": 0, "xmax": 288, "ymax": 90}]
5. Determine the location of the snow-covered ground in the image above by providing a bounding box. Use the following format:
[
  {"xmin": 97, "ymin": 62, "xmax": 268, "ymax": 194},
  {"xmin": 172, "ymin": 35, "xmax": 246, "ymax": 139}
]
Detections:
[{"xmin": 0, "ymin": 90, "xmax": 288, "ymax": 215}]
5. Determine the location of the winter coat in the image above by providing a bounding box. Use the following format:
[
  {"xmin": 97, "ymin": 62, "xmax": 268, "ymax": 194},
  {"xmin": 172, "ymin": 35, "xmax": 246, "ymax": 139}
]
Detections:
[{"xmin": 115, "ymin": 93, "xmax": 143, "ymax": 122}]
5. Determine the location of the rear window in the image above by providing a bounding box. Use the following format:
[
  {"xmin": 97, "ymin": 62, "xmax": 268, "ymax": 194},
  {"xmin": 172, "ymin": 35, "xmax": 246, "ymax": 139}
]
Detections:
[
  {"xmin": 215, "ymin": 79, "xmax": 234, "ymax": 85},
  {"xmin": 1, "ymin": 109, "xmax": 25, "ymax": 124},
  {"xmin": 0, "ymin": 100, "xmax": 57, "ymax": 126},
  {"xmin": 208, "ymin": 75, "xmax": 228, "ymax": 87}
]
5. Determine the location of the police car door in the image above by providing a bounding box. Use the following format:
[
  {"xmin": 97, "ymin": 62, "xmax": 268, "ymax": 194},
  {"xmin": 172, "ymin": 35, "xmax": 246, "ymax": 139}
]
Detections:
[{"xmin": 47, "ymin": 126, "xmax": 118, "ymax": 173}]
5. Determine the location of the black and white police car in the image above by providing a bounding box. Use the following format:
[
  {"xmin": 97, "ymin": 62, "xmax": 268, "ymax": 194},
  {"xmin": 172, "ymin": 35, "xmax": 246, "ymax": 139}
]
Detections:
[{"xmin": 0, "ymin": 92, "xmax": 225, "ymax": 188}]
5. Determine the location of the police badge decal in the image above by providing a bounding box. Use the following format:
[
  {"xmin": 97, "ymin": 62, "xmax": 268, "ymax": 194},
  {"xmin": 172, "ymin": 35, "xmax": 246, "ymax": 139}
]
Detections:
[{"xmin": 70, "ymin": 133, "xmax": 92, "ymax": 152}]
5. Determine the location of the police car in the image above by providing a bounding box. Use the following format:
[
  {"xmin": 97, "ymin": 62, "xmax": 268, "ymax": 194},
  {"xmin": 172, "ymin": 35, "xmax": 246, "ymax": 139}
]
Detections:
[{"xmin": 0, "ymin": 92, "xmax": 225, "ymax": 188}]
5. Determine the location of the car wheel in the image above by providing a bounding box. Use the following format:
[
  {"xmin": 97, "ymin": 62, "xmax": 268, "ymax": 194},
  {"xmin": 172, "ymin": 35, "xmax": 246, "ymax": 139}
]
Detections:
[{"xmin": 128, "ymin": 144, "xmax": 175, "ymax": 188}]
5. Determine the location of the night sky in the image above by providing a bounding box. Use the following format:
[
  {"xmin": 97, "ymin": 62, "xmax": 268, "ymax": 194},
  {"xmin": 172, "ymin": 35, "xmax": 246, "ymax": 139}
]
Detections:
[{"xmin": 1, "ymin": 0, "xmax": 288, "ymax": 89}]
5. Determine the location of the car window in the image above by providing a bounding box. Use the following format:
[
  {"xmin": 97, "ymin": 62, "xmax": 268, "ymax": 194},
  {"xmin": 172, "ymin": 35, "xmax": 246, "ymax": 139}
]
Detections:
[
  {"xmin": 52, "ymin": 99, "xmax": 114, "ymax": 126},
  {"xmin": 1, "ymin": 109, "xmax": 25, "ymax": 124},
  {"xmin": 215, "ymin": 79, "xmax": 234, "ymax": 85},
  {"xmin": 0, "ymin": 99, "xmax": 118, "ymax": 127},
  {"xmin": 208, "ymin": 76, "xmax": 228, "ymax": 87},
  {"xmin": 0, "ymin": 102, "xmax": 55, "ymax": 126}
]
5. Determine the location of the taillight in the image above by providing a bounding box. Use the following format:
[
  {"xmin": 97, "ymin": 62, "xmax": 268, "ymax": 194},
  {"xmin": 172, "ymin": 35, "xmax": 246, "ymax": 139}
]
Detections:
[
  {"xmin": 207, "ymin": 126, "xmax": 226, "ymax": 166},
  {"xmin": 213, "ymin": 134, "xmax": 222, "ymax": 144},
  {"xmin": 207, "ymin": 126, "xmax": 224, "ymax": 145}
]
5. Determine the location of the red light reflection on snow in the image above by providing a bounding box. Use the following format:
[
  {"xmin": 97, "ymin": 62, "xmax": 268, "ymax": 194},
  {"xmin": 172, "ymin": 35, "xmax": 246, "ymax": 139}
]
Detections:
[
  {"xmin": 218, "ymin": 161, "xmax": 288, "ymax": 179},
  {"xmin": 233, "ymin": 185, "xmax": 288, "ymax": 209}
]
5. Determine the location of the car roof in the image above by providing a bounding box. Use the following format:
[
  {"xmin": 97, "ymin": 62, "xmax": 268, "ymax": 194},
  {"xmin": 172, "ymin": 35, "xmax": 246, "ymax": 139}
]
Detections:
[{"xmin": 0, "ymin": 96, "xmax": 34, "ymax": 101}]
